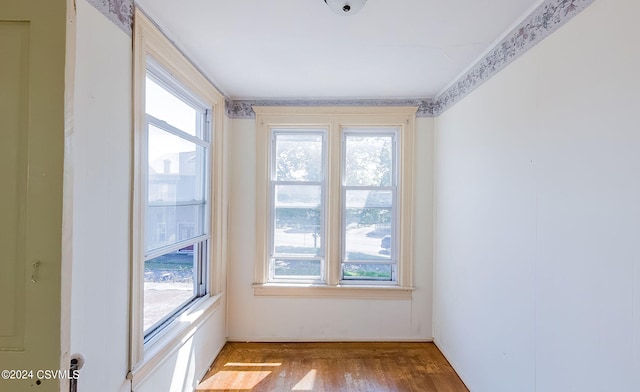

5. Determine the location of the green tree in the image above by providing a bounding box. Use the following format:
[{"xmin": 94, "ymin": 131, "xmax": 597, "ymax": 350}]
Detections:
[
  {"xmin": 275, "ymin": 134, "xmax": 322, "ymax": 182},
  {"xmin": 344, "ymin": 136, "xmax": 392, "ymax": 186}
]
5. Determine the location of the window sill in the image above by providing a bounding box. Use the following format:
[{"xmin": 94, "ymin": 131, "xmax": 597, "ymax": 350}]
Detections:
[
  {"xmin": 252, "ymin": 283, "xmax": 414, "ymax": 300},
  {"xmin": 128, "ymin": 292, "xmax": 224, "ymax": 389}
]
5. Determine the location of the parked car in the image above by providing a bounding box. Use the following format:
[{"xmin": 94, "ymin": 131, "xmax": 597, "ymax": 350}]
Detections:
[{"xmin": 380, "ymin": 235, "xmax": 391, "ymax": 251}]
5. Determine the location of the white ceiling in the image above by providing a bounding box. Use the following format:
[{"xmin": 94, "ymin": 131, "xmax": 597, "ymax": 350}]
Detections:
[{"xmin": 136, "ymin": 0, "xmax": 541, "ymax": 100}]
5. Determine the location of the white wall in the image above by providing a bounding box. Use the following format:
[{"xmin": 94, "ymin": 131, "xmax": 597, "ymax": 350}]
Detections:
[
  {"xmin": 133, "ymin": 307, "xmax": 226, "ymax": 392},
  {"xmin": 227, "ymin": 117, "xmax": 434, "ymax": 341},
  {"xmin": 434, "ymin": 0, "xmax": 640, "ymax": 391},
  {"xmin": 70, "ymin": 1, "xmax": 131, "ymax": 390},
  {"xmin": 70, "ymin": 2, "xmax": 226, "ymax": 391}
]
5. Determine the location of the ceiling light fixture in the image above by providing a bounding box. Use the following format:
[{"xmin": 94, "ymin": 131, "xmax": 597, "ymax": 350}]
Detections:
[{"xmin": 324, "ymin": 0, "xmax": 368, "ymax": 16}]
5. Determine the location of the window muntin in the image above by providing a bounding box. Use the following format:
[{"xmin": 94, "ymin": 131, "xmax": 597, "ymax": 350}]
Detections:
[
  {"xmin": 342, "ymin": 130, "xmax": 398, "ymax": 282},
  {"xmin": 142, "ymin": 64, "xmax": 210, "ymax": 339},
  {"xmin": 270, "ymin": 130, "xmax": 326, "ymax": 282}
]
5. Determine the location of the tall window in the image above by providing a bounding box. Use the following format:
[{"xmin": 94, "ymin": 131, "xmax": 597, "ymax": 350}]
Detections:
[
  {"xmin": 342, "ymin": 130, "xmax": 397, "ymax": 282},
  {"xmin": 132, "ymin": 9, "xmax": 225, "ymax": 375},
  {"xmin": 142, "ymin": 62, "xmax": 210, "ymax": 339},
  {"xmin": 254, "ymin": 107, "xmax": 416, "ymax": 296},
  {"xmin": 270, "ymin": 130, "xmax": 326, "ymax": 282}
]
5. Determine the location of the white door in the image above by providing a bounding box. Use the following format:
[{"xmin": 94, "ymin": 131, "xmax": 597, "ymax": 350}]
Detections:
[{"xmin": 0, "ymin": 0, "xmax": 68, "ymax": 391}]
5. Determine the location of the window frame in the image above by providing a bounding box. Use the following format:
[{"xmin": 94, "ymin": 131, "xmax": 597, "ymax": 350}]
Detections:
[
  {"xmin": 253, "ymin": 106, "xmax": 416, "ymax": 299},
  {"xmin": 340, "ymin": 128, "xmax": 399, "ymax": 284},
  {"xmin": 269, "ymin": 129, "xmax": 328, "ymax": 283},
  {"xmin": 130, "ymin": 9, "xmax": 226, "ymax": 382},
  {"xmin": 142, "ymin": 62, "xmax": 210, "ymax": 341}
]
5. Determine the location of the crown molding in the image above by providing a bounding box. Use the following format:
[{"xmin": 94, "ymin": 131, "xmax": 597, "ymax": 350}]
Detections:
[
  {"xmin": 85, "ymin": 0, "xmax": 595, "ymax": 118},
  {"xmin": 86, "ymin": 0, "xmax": 133, "ymax": 35},
  {"xmin": 434, "ymin": 0, "xmax": 595, "ymax": 115},
  {"xmin": 226, "ymin": 98, "xmax": 436, "ymax": 119}
]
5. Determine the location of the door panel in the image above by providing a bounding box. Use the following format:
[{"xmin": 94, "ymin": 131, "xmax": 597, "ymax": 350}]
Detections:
[
  {"xmin": 0, "ymin": 0, "xmax": 67, "ymax": 391},
  {"xmin": 0, "ymin": 21, "xmax": 29, "ymax": 350}
]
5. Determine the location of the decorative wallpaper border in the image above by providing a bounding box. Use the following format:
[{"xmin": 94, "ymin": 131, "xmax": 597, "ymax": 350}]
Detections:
[
  {"xmin": 225, "ymin": 98, "xmax": 437, "ymax": 119},
  {"xmin": 86, "ymin": 0, "xmax": 594, "ymax": 117},
  {"xmin": 86, "ymin": 0, "xmax": 133, "ymax": 36},
  {"xmin": 225, "ymin": 0, "xmax": 594, "ymax": 119},
  {"xmin": 434, "ymin": 0, "xmax": 595, "ymax": 115}
]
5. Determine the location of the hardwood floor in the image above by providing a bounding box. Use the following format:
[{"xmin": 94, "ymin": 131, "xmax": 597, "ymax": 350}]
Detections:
[{"xmin": 197, "ymin": 342, "xmax": 468, "ymax": 392}]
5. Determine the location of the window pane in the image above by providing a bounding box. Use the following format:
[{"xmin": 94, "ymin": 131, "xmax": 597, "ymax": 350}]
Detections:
[
  {"xmin": 144, "ymin": 248, "xmax": 196, "ymax": 332},
  {"xmin": 274, "ymin": 133, "xmax": 323, "ymax": 182},
  {"xmin": 344, "ymin": 190, "xmax": 392, "ymax": 261},
  {"xmin": 147, "ymin": 125, "xmax": 206, "ymax": 252},
  {"xmin": 146, "ymin": 204, "xmax": 205, "ymax": 252},
  {"xmin": 343, "ymin": 263, "xmax": 393, "ymax": 281},
  {"xmin": 275, "ymin": 184, "xmax": 321, "ymax": 207},
  {"xmin": 146, "ymin": 75, "xmax": 199, "ymax": 136},
  {"xmin": 274, "ymin": 259, "xmax": 322, "ymax": 279},
  {"xmin": 344, "ymin": 135, "xmax": 393, "ymax": 186},
  {"xmin": 274, "ymin": 185, "xmax": 322, "ymax": 256},
  {"xmin": 148, "ymin": 124, "xmax": 205, "ymax": 203}
]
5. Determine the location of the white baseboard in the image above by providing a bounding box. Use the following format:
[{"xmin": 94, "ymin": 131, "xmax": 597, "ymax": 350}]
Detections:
[
  {"xmin": 226, "ymin": 337, "xmax": 434, "ymax": 342},
  {"xmin": 191, "ymin": 338, "xmax": 227, "ymax": 392},
  {"xmin": 433, "ymin": 338, "xmax": 473, "ymax": 391}
]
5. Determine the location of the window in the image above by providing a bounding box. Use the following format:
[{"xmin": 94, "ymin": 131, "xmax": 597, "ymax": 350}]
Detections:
[
  {"xmin": 142, "ymin": 63, "xmax": 210, "ymax": 339},
  {"xmin": 270, "ymin": 130, "xmax": 327, "ymax": 282},
  {"xmin": 342, "ymin": 130, "xmax": 397, "ymax": 282},
  {"xmin": 131, "ymin": 9, "xmax": 226, "ymax": 376},
  {"xmin": 254, "ymin": 107, "xmax": 416, "ymax": 298}
]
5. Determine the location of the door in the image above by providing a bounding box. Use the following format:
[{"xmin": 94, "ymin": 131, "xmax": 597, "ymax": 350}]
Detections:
[{"xmin": 0, "ymin": 0, "xmax": 68, "ymax": 391}]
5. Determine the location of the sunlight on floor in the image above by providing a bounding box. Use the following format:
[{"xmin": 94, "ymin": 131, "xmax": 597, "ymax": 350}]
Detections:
[
  {"xmin": 291, "ymin": 369, "xmax": 317, "ymax": 391},
  {"xmin": 224, "ymin": 362, "xmax": 282, "ymax": 367},
  {"xmin": 197, "ymin": 370, "xmax": 272, "ymax": 390}
]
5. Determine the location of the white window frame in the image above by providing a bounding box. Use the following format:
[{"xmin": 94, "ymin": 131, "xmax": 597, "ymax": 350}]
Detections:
[
  {"xmin": 341, "ymin": 128, "xmax": 398, "ymax": 285},
  {"xmin": 130, "ymin": 9, "xmax": 227, "ymax": 385},
  {"xmin": 253, "ymin": 107, "xmax": 416, "ymax": 299},
  {"xmin": 142, "ymin": 61, "xmax": 210, "ymax": 340},
  {"xmin": 269, "ymin": 129, "xmax": 328, "ymax": 283}
]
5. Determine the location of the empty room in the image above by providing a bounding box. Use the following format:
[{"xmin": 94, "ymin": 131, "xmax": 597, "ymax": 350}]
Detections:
[{"xmin": 1, "ymin": 0, "xmax": 638, "ymax": 391}]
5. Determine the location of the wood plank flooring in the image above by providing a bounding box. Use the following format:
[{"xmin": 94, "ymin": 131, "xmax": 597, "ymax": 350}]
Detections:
[{"xmin": 197, "ymin": 342, "xmax": 468, "ymax": 392}]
